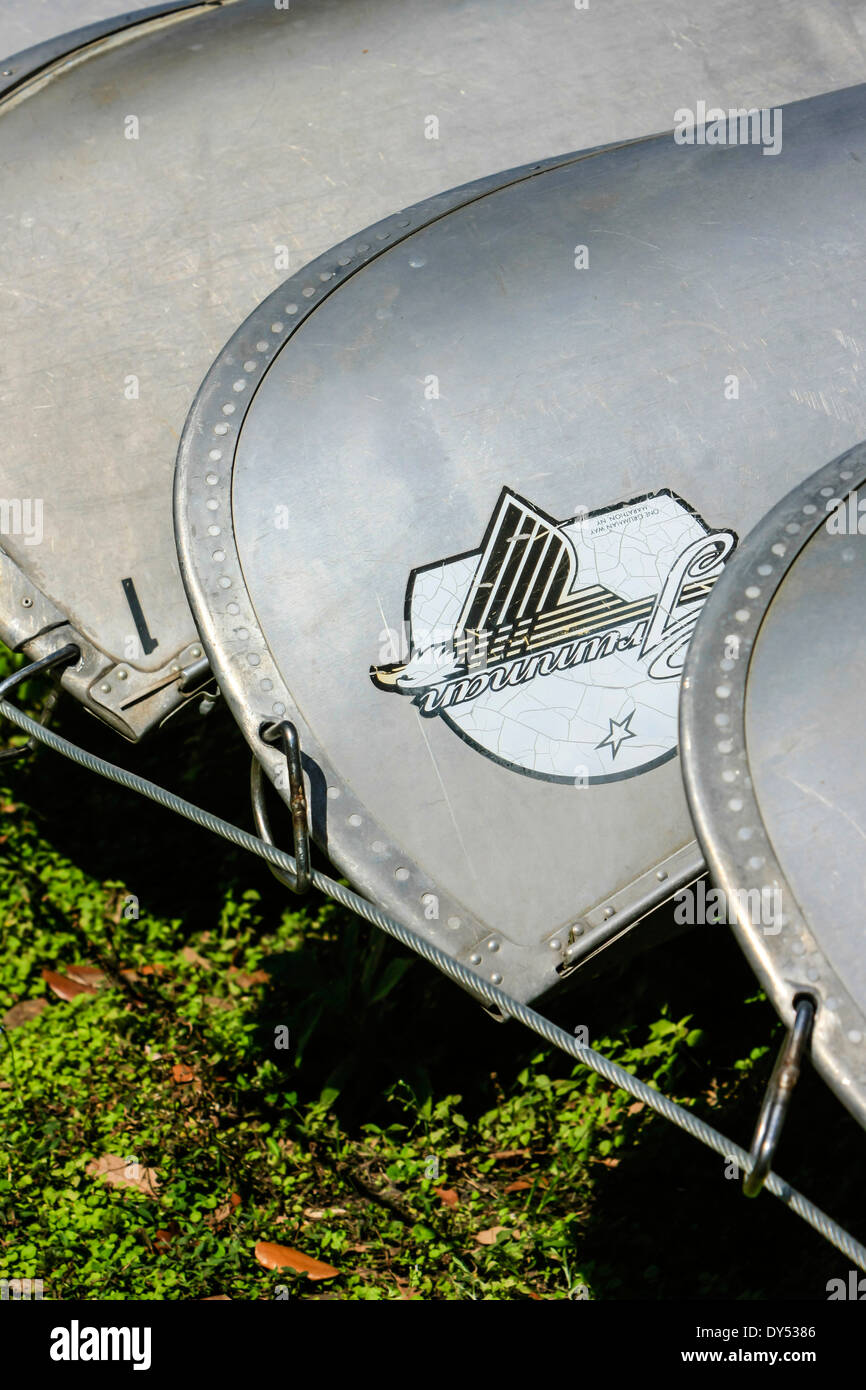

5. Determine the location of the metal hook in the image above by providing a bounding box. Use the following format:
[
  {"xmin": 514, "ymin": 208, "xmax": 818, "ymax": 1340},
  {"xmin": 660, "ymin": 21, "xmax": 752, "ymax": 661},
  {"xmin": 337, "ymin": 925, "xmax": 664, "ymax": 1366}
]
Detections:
[
  {"xmin": 0, "ymin": 644, "xmax": 80, "ymax": 764},
  {"xmin": 249, "ymin": 720, "xmax": 312, "ymax": 894},
  {"xmin": 743, "ymin": 995, "xmax": 815, "ymax": 1198}
]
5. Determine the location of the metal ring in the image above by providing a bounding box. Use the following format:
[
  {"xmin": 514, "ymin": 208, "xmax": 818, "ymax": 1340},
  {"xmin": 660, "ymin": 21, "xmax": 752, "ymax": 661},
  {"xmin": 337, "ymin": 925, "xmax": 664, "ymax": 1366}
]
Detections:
[
  {"xmin": 0, "ymin": 644, "xmax": 79, "ymax": 764},
  {"xmin": 743, "ymin": 996, "xmax": 815, "ymax": 1198},
  {"xmin": 249, "ymin": 720, "xmax": 311, "ymax": 894}
]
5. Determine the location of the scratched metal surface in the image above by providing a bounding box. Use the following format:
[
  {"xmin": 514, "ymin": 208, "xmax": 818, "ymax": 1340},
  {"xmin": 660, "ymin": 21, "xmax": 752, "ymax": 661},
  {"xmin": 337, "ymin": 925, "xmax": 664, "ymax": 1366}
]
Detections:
[
  {"xmin": 3, "ymin": 0, "xmax": 866, "ymax": 735},
  {"xmin": 176, "ymin": 83, "xmax": 866, "ymax": 1002}
]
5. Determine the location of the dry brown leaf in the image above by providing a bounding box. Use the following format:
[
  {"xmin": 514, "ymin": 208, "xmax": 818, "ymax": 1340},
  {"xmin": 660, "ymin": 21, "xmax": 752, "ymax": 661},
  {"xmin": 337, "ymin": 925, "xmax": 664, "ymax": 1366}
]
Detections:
[
  {"xmin": 213, "ymin": 1193, "xmax": 241, "ymax": 1223},
  {"xmin": 490, "ymin": 1148, "xmax": 530, "ymax": 1161},
  {"xmin": 2, "ymin": 999, "xmax": 48, "ymax": 1029},
  {"xmin": 86, "ymin": 1155, "xmax": 159, "ymax": 1197},
  {"xmin": 171, "ymin": 1063, "xmax": 196, "ymax": 1084},
  {"xmin": 202, "ymin": 1295, "xmax": 231, "ymax": 1300},
  {"xmin": 436, "ymin": 1187, "xmax": 459, "ymax": 1208},
  {"xmin": 42, "ymin": 969, "xmax": 97, "ymax": 1002},
  {"xmin": 626, "ymin": 1102, "xmax": 644, "ymax": 1116},
  {"xmin": 227, "ymin": 966, "xmax": 270, "ymax": 988},
  {"xmin": 254, "ymin": 1241, "xmax": 339, "ymax": 1280},
  {"xmin": 504, "ymin": 1180, "xmax": 532, "ymax": 1194},
  {"xmin": 180, "ymin": 947, "xmax": 211, "ymax": 970},
  {"xmin": 65, "ymin": 965, "xmax": 108, "ymax": 989},
  {"xmin": 475, "ymin": 1225, "xmax": 507, "ymax": 1246}
]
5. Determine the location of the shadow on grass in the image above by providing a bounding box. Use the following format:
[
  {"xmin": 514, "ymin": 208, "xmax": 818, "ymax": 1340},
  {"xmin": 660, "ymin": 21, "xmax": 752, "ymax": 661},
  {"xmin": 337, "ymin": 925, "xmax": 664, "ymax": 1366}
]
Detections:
[{"xmin": 8, "ymin": 687, "xmax": 866, "ymax": 1299}]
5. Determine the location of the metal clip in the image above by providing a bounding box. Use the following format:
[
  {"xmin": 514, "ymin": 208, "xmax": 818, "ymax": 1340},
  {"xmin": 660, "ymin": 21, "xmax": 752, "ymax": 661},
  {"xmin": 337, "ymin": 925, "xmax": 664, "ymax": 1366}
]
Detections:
[
  {"xmin": 0, "ymin": 644, "xmax": 80, "ymax": 764},
  {"xmin": 743, "ymin": 995, "xmax": 815, "ymax": 1197},
  {"xmin": 249, "ymin": 720, "xmax": 312, "ymax": 894}
]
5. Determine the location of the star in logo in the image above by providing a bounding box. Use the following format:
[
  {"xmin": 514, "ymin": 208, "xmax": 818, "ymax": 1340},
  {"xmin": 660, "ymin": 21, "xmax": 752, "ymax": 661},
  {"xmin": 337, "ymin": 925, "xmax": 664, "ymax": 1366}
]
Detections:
[{"xmin": 596, "ymin": 710, "xmax": 637, "ymax": 761}]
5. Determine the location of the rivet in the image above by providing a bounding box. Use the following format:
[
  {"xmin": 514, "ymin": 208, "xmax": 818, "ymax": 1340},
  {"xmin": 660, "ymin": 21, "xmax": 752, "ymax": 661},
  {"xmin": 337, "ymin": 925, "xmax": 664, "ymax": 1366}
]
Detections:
[
  {"xmin": 490, "ymin": 972, "xmax": 503, "ymax": 985},
  {"xmin": 656, "ymin": 870, "xmax": 668, "ymax": 882},
  {"xmin": 190, "ymin": 647, "xmax": 201, "ymax": 658},
  {"xmin": 99, "ymin": 683, "xmax": 111, "ymax": 693},
  {"xmin": 21, "ymin": 596, "xmax": 33, "ymax": 607},
  {"xmin": 603, "ymin": 906, "xmax": 615, "ymax": 919},
  {"xmin": 487, "ymin": 939, "xmax": 499, "ymax": 952},
  {"xmin": 470, "ymin": 953, "xmax": 482, "ymax": 966},
  {"xmin": 116, "ymin": 669, "xmax": 128, "ymax": 681},
  {"xmin": 549, "ymin": 939, "xmax": 561, "ymax": 951}
]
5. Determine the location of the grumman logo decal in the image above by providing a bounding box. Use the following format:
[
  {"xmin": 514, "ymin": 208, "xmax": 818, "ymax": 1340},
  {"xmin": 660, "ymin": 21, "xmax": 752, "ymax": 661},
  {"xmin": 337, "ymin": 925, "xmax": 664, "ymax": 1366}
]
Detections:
[{"xmin": 372, "ymin": 488, "xmax": 736, "ymax": 783}]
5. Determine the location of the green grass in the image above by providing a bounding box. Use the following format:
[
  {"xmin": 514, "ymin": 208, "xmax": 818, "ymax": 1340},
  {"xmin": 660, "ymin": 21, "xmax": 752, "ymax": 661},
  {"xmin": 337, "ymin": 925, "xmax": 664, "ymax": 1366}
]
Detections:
[{"xmin": 0, "ymin": 645, "xmax": 863, "ymax": 1300}]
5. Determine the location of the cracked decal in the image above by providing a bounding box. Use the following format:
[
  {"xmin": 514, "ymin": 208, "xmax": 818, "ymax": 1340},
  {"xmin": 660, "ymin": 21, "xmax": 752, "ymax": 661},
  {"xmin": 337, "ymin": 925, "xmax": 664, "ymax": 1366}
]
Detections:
[{"xmin": 372, "ymin": 488, "xmax": 736, "ymax": 783}]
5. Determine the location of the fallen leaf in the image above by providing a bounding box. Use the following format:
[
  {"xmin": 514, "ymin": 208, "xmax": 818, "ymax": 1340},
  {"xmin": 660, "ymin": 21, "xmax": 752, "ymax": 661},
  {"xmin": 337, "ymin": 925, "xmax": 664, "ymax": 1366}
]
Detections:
[
  {"xmin": 490, "ymin": 1149, "xmax": 530, "ymax": 1161},
  {"xmin": 42, "ymin": 969, "xmax": 97, "ymax": 1001},
  {"xmin": 254, "ymin": 1241, "xmax": 339, "ymax": 1280},
  {"xmin": 2, "ymin": 999, "xmax": 48, "ymax": 1029},
  {"xmin": 86, "ymin": 1155, "xmax": 159, "ymax": 1198},
  {"xmin": 436, "ymin": 1188, "xmax": 459, "ymax": 1208},
  {"xmin": 65, "ymin": 965, "xmax": 108, "ymax": 989},
  {"xmin": 504, "ymin": 1180, "xmax": 532, "ymax": 1194},
  {"xmin": 213, "ymin": 1191, "xmax": 242, "ymax": 1222},
  {"xmin": 202, "ymin": 1295, "xmax": 230, "ymax": 1300},
  {"xmin": 626, "ymin": 1102, "xmax": 644, "ymax": 1116},
  {"xmin": 599, "ymin": 1157, "xmax": 620, "ymax": 1168},
  {"xmin": 475, "ymin": 1225, "xmax": 507, "ymax": 1246},
  {"xmin": 181, "ymin": 947, "xmax": 211, "ymax": 970},
  {"xmin": 227, "ymin": 966, "xmax": 270, "ymax": 988},
  {"xmin": 171, "ymin": 1063, "xmax": 196, "ymax": 1084}
]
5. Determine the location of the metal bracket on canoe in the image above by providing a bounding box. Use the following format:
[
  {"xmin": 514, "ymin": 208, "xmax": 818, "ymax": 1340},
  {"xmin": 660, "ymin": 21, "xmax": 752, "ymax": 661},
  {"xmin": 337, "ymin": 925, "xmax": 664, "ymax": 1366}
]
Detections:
[
  {"xmin": 0, "ymin": 645, "xmax": 80, "ymax": 764},
  {"xmin": 249, "ymin": 720, "xmax": 312, "ymax": 894},
  {"xmin": 743, "ymin": 996, "xmax": 815, "ymax": 1198}
]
